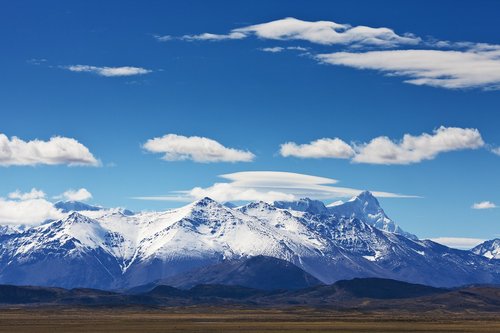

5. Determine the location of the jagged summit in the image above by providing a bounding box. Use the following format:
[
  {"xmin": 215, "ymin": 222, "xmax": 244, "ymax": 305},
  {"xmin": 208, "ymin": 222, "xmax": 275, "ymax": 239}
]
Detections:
[
  {"xmin": 327, "ymin": 191, "xmax": 417, "ymax": 240},
  {"xmin": 239, "ymin": 200, "xmax": 276, "ymax": 212},
  {"xmin": 273, "ymin": 198, "xmax": 329, "ymax": 215},
  {"xmin": 472, "ymin": 239, "xmax": 500, "ymax": 259},
  {"xmin": 352, "ymin": 190, "xmax": 379, "ymax": 204},
  {"xmin": 192, "ymin": 196, "xmax": 218, "ymax": 206},
  {"xmin": 65, "ymin": 212, "xmax": 96, "ymax": 224}
]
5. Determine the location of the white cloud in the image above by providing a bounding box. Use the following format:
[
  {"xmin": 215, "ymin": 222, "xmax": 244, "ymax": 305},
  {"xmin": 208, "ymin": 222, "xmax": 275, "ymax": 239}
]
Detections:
[
  {"xmin": 353, "ymin": 126, "xmax": 484, "ymax": 164},
  {"xmin": 134, "ymin": 171, "xmax": 415, "ymax": 203},
  {"xmin": 430, "ymin": 237, "xmax": 485, "ymax": 250},
  {"xmin": 0, "ymin": 187, "xmax": 95, "ymax": 225},
  {"xmin": 280, "ymin": 138, "xmax": 355, "ymax": 159},
  {"xmin": 491, "ymin": 147, "xmax": 500, "ymax": 156},
  {"xmin": 179, "ymin": 17, "xmax": 500, "ymax": 90},
  {"xmin": 182, "ymin": 17, "xmax": 419, "ymax": 47},
  {"xmin": 64, "ymin": 65, "xmax": 152, "ymax": 77},
  {"xmin": 182, "ymin": 32, "xmax": 246, "ymax": 41},
  {"xmin": 188, "ymin": 182, "xmax": 296, "ymax": 203},
  {"xmin": 0, "ymin": 133, "xmax": 99, "ymax": 167},
  {"xmin": 56, "ymin": 188, "xmax": 93, "ymax": 202},
  {"xmin": 235, "ymin": 17, "xmax": 419, "ymax": 47},
  {"xmin": 8, "ymin": 188, "xmax": 46, "ymax": 200},
  {"xmin": 472, "ymin": 201, "xmax": 497, "ymax": 210},
  {"xmin": 316, "ymin": 49, "xmax": 500, "ymax": 89},
  {"xmin": 143, "ymin": 134, "xmax": 255, "ymax": 163},
  {"xmin": 281, "ymin": 127, "xmax": 485, "ymax": 165},
  {"xmin": 261, "ymin": 47, "xmax": 284, "ymax": 53},
  {"xmin": 0, "ymin": 192, "xmax": 63, "ymax": 225}
]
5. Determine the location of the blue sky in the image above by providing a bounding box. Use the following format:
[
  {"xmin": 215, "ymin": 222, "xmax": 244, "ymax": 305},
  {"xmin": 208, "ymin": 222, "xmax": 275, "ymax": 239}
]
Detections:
[{"xmin": 1, "ymin": 0, "xmax": 499, "ymax": 245}]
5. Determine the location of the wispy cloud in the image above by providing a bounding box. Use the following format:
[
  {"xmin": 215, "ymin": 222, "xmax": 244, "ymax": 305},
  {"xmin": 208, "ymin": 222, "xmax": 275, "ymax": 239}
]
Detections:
[
  {"xmin": 0, "ymin": 133, "xmax": 99, "ymax": 167},
  {"xmin": 491, "ymin": 147, "xmax": 500, "ymax": 156},
  {"xmin": 236, "ymin": 17, "xmax": 420, "ymax": 47},
  {"xmin": 260, "ymin": 47, "xmax": 285, "ymax": 53},
  {"xmin": 287, "ymin": 46, "xmax": 308, "ymax": 51},
  {"xmin": 316, "ymin": 49, "xmax": 500, "ymax": 90},
  {"xmin": 472, "ymin": 201, "xmax": 497, "ymax": 210},
  {"xmin": 153, "ymin": 34, "xmax": 173, "ymax": 42},
  {"xmin": 260, "ymin": 46, "xmax": 309, "ymax": 53},
  {"xmin": 281, "ymin": 127, "xmax": 485, "ymax": 165},
  {"xmin": 182, "ymin": 31, "xmax": 246, "ymax": 41},
  {"xmin": 430, "ymin": 237, "xmax": 485, "ymax": 250},
  {"xmin": 182, "ymin": 17, "xmax": 419, "ymax": 47},
  {"xmin": 133, "ymin": 170, "xmax": 416, "ymax": 203},
  {"xmin": 26, "ymin": 58, "xmax": 47, "ymax": 65},
  {"xmin": 63, "ymin": 65, "xmax": 152, "ymax": 77},
  {"xmin": 178, "ymin": 17, "xmax": 500, "ymax": 90},
  {"xmin": 143, "ymin": 134, "xmax": 255, "ymax": 163}
]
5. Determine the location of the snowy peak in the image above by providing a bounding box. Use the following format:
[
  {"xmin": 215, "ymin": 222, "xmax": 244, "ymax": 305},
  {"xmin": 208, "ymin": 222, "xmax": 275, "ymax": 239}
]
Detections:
[
  {"xmin": 351, "ymin": 191, "xmax": 381, "ymax": 208},
  {"xmin": 472, "ymin": 239, "xmax": 500, "ymax": 259},
  {"xmin": 327, "ymin": 191, "xmax": 417, "ymax": 240},
  {"xmin": 64, "ymin": 212, "xmax": 97, "ymax": 224},
  {"xmin": 239, "ymin": 201, "xmax": 276, "ymax": 213},
  {"xmin": 184, "ymin": 196, "xmax": 238, "ymax": 220},
  {"xmin": 355, "ymin": 190, "xmax": 378, "ymax": 201},
  {"xmin": 0, "ymin": 225, "xmax": 25, "ymax": 236},
  {"xmin": 191, "ymin": 196, "xmax": 218, "ymax": 207},
  {"xmin": 51, "ymin": 212, "xmax": 107, "ymax": 249},
  {"xmin": 273, "ymin": 198, "xmax": 329, "ymax": 215}
]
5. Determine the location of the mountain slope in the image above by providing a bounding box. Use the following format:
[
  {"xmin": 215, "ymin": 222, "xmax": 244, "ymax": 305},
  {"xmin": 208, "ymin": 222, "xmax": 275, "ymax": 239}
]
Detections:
[
  {"xmin": 143, "ymin": 256, "xmax": 323, "ymax": 291},
  {"xmin": 0, "ymin": 213, "xmax": 123, "ymax": 289}
]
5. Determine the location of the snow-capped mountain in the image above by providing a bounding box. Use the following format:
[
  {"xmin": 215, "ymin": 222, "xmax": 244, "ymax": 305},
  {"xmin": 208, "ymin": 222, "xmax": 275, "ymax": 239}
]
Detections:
[
  {"xmin": 0, "ymin": 225, "xmax": 25, "ymax": 236},
  {"xmin": 472, "ymin": 239, "xmax": 500, "ymax": 259},
  {"xmin": 326, "ymin": 191, "xmax": 417, "ymax": 240},
  {"xmin": 0, "ymin": 195, "xmax": 498, "ymax": 290}
]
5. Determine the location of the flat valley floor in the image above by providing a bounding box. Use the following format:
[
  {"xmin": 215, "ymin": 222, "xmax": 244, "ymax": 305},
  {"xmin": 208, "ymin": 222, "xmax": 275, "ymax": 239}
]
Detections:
[{"xmin": 0, "ymin": 307, "xmax": 499, "ymax": 333}]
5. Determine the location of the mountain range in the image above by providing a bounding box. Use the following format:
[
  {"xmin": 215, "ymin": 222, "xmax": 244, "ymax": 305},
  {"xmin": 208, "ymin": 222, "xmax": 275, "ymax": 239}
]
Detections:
[{"xmin": 0, "ymin": 191, "xmax": 498, "ymax": 290}]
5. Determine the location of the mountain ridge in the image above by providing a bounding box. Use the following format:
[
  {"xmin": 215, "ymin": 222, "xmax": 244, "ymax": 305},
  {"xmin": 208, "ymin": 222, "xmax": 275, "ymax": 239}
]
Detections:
[
  {"xmin": 472, "ymin": 239, "xmax": 500, "ymax": 259},
  {"xmin": 1, "ymin": 277, "xmax": 499, "ymax": 313},
  {"xmin": 0, "ymin": 193, "xmax": 499, "ymax": 290}
]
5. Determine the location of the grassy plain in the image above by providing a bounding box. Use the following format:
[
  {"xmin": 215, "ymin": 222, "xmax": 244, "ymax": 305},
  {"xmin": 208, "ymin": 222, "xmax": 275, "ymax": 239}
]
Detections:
[{"xmin": 0, "ymin": 307, "xmax": 498, "ymax": 332}]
